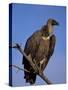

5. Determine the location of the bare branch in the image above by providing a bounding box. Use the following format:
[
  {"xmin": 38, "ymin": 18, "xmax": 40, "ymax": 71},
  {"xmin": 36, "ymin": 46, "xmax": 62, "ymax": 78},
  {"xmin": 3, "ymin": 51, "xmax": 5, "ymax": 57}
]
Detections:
[
  {"xmin": 39, "ymin": 73, "xmax": 52, "ymax": 84},
  {"xmin": 9, "ymin": 43, "xmax": 52, "ymax": 84},
  {"xmin": 9, "ymin": 64, "xmax": 30, "ymax": 73}
]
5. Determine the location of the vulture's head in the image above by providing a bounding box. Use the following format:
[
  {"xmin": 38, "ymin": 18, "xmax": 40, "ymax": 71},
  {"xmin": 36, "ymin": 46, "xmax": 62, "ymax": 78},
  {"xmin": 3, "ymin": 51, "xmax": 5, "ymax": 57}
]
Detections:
[
  {"xmin": 47, "ymin": 18, "xmax": 59, "ymax": 26},
  {"xmin": 47, "ymin": 18, "xmax": 59, "ymax": 34}
]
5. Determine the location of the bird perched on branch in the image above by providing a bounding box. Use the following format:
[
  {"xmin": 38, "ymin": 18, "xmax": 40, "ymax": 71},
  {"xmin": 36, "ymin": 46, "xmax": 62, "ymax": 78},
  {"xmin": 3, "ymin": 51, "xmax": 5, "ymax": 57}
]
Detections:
[{"xmin": 22, "ymin": 18, "xmax": 59, "ymax": 84}]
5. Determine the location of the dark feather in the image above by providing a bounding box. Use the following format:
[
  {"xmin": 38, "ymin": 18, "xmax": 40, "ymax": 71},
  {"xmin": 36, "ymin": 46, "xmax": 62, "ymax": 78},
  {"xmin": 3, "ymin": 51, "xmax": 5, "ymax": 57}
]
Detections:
[{"xmin": 47, "ymin": 35, "xmax": 56, "ymax": 60}]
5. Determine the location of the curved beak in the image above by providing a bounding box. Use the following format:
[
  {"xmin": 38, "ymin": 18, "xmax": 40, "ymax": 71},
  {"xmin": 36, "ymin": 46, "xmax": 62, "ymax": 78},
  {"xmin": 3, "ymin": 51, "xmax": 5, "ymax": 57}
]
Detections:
[{"xmin": 52, "ymin": 19, "xmax": 59, "ymax": 25}]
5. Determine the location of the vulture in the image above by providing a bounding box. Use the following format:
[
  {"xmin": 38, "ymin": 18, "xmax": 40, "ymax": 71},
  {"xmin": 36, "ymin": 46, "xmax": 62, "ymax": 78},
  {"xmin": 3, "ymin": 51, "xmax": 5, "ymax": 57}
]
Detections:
[{"xmin": 22, "ymin": 18, "xmax": 59, "ymax": 84}]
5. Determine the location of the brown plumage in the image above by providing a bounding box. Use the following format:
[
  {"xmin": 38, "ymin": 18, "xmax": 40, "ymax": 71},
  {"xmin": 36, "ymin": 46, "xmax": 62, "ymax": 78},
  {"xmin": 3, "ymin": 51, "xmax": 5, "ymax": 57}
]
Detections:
[{"xmin": 22, "ymin": 18, "xmax": 59, "ymax": 84}]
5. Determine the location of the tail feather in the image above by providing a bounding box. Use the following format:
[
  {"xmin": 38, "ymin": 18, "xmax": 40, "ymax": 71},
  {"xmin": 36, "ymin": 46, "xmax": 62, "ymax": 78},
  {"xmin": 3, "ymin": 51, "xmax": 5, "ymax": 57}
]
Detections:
[
  {"xmin": 24, "ymin": 68, "xmax": 36, "ymax": 84},
  {"xmin": 29, "ymin": 73, "xmax": 36, "ymax": 84},
  {"xmin": 23, "ymin": 56, "xmax": 36, "ymax": 84}
]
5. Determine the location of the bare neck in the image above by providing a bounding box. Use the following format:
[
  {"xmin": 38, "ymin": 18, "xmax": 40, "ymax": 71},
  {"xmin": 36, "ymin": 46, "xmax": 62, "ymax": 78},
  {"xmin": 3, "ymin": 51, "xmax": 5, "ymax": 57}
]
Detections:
[{"xmin": 47, "ymin": 23, "xmax": 53, "ymax": 35}]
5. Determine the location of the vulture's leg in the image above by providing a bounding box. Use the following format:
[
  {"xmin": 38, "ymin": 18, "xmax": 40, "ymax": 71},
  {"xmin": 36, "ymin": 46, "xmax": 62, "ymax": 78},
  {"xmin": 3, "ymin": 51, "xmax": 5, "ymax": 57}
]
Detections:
[
  {"xmin": 33, "ymin": 59, "xmax": 39, "ymax": 73},
  {"xmin": 39, "ymin": 58, "xmax": 45, "ymax": 74}
]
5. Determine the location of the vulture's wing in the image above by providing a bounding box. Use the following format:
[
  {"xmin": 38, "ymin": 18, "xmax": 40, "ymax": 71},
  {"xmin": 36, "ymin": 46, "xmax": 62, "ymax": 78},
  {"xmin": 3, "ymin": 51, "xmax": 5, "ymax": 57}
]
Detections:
[
  {"xmin": 48, "ymin": 34, "xmax": 56, "ymax": 60},
  {"xmin": 22, "ymin": 30, "xmax": 41, "ymax": 84}
]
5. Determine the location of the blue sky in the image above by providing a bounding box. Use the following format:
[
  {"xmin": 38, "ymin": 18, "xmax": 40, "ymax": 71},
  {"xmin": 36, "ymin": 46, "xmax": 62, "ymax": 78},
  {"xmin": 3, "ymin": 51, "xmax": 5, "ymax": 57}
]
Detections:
[{"xmin": 11, "ymin": 3, "xmax": 66, "ymax": 86}]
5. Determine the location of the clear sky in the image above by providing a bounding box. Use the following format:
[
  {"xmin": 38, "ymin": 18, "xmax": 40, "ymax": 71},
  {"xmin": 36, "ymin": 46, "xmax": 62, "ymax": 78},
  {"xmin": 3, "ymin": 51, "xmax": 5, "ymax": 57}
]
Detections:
[{"xmin": 11, "ymin": 3, "xmax": 66, "ymax": 86}]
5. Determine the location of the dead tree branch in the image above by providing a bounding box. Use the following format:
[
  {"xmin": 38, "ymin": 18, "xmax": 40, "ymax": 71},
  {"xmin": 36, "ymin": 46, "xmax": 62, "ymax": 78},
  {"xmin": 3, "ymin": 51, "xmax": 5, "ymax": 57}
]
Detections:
[
  {"xmin": 9, "ymin": 64, "xmax": 30, "ymax": 73},
  {"xmin": 9, "ymin": 43, "xmax": 52, "ymax": 84}
]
